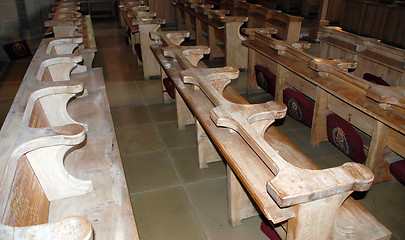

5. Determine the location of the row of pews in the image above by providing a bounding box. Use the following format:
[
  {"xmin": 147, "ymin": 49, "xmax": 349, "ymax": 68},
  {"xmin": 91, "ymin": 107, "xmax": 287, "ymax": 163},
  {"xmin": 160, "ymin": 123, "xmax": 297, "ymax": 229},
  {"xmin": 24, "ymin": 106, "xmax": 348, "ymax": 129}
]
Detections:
[
  {"xmin": 245, "ymin": 26, "xmax": 405, "ymax": 184},
  {"xmin": 148, "ymin": 28, "xmax": 393, "ymax": 239},
  {"xmin": 0, "ymin": 0, "xmax": 139, "ymax": 239},
  {"xmin": 116, "ymin": 0, "xmax": 403, "ymax": 238},
  {"xmin": 173, "ymin": 0, "xmax": 304, "ymax": 69}
]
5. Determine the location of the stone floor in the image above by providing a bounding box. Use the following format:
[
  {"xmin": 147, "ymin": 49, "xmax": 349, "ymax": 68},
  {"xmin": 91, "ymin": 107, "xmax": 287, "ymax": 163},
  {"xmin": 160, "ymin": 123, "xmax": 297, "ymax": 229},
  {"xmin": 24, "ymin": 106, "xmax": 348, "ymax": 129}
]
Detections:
[{"xmin": 0, "ymin": 17, "xmax": 404, "ymax": 240}]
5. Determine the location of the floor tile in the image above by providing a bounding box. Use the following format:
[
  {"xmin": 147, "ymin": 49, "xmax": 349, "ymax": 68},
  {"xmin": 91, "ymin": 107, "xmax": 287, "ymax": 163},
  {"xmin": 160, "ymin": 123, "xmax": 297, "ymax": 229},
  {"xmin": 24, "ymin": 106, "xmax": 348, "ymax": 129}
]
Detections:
[
  {"xmin": 122, "ymin": 151, "xmax": 180, "ymax": 193},
  {"xmin": 311, "ymin": 152, "xmax": 352, "ymax": 169},
  {"xmin": 131, "ymin": 187, "xmax": 207, "ymax": 240},
  {"xmin": 156, "ymin": 121, "xmax": 197, "ymax": 149},
  {"xmin": 135, "ymin": 78, "xmax": 163, "ymax": 105},
  {"xmin": 105, "ymin": 81, "xmax": 142, "ymax": 107},
  {"xmin": 355, "ymin": 180, "xmax": 405, "ymax": 240},
  {"xmin": 147, "ymin": 103, "xmax": 177, "ymax": 123},
  {"xmin": 275, "ymin": 115, "xmax": 309, "ymax": 133},
  {"xmin": 169, "ymin": 145, "xmax": 226, "ymax": 183},
  {"xmin": 115, "ymin": 124, "xmax": 164, "ymax": 155},
  {"xmin": 111, "ymin": 105, "xmax": 151, "ymax": 128},
  {"xmin": 185, "ymin": 178, "xmax": 269, "ymax": 240}
]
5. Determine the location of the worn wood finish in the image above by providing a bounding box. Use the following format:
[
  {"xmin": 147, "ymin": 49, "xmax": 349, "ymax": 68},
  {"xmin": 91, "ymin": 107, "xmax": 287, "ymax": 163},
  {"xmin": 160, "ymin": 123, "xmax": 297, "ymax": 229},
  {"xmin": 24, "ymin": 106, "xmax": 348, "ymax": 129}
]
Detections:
[
  {"xmin": 320, "ymin": 26, "xmax": 405, "ymax": 87},
  {"xmin": 151, "ymin": 30, "xmax": 390, "ymax": 239},
  {"xmin": 0, "ymin": 36, "xmax": 138, "ymax": 239},
  {"xmin": 244, "ymin": 29, "xmax": 405, "ymax": 184}
]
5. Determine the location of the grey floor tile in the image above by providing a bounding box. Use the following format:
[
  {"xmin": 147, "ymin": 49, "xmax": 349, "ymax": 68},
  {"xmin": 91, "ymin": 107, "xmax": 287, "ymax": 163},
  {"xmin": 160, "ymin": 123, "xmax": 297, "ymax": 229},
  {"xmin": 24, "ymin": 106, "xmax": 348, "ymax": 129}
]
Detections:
[
  {"xmin": 131, "ymin": 187, "xmax": 207, "ymax": 240},
  {"xmin": 147, "ymin": 103, "xmax": 177, "ymax": 123},
  {"xmin": 111, "ymin": 105, "xmax": 151, "ymax": 128},
  {"xmin": 115, "ymin": 124, "xmax": 164, "ymax": 155},
  {"xmin": 156, "ymin": 121, "xmax": 197, "ymax": 149},
  {"xmin": 185, "ymin": 178, "xmax": 269, "ymax": 240},
  {"xmin": 135, "ymin": 78, "xmax": 163, "ymax": 105},
  {"xmin": 169, "ymin": 145, "xmax": 226, "ymax": 183},
  {"xmin": 122, "ymin": 151, "xmax": 180, "ymax": 193},
  {"xmin": 105, "ymin": 81, "xmax": 142, "ymax": 107}
]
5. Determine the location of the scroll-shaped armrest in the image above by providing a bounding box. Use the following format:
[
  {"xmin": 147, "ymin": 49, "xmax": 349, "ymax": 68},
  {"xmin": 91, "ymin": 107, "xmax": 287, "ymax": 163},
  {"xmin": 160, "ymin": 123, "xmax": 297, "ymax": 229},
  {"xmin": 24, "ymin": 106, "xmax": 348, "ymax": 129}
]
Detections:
[
  {"xmin": 15, "ymin": 123, "xmax": 93, "ymax": 201},
  {"xmin": 179, "ymin": 65, "xmax": 374, "ymax": 208},
  {"xmin": 150, "ymin": 31, "xmax": 190, "ymax": 46},
  {"xmin": 367, "ymin": 85, "xmax": 405, "ymax": 108},
  {"xmin": 0, "ymin": 216, "xmax": 93, "ymax": 240},
  {"xmin": 46, "ymin": 38, "xmax": 83, "ymax": 55},
  {"xmin": 37, "ymin": 56, "xmax": 83, "ymax": 82}
]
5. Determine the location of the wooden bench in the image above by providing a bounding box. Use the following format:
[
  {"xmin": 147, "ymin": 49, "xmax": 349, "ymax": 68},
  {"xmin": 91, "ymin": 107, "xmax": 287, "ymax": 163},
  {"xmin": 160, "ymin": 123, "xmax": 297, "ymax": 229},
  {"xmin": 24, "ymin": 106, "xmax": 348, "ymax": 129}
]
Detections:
[
  {"xmin": 119, "ymin": 0, "xmax": 165, "ymax": 79},
  {"xmin": 244, "ymin": 29, "xmax": 405, "ymax": 184},
  {"xmin": 44, "ymin": 1, "xmax": 97, "ymax": 70},
  {"xmin": 173, "ymin": 1, "xmax": 303, "ymax": 69},
  {"xmin": 150, "ymin": 30, "xmax": 391, "ymax": 239},
  {"xmin": 0, "ymin": 36, "xmax": 139, "ymax": 239},
  {"xmin": 319, "ymin": 26, "xmax": 405, "ymax": 86}
]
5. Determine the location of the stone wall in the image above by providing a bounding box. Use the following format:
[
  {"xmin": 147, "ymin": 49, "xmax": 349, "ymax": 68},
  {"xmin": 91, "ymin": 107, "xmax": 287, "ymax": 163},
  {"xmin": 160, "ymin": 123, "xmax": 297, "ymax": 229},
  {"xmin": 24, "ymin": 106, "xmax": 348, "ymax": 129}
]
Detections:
[{"xmin": 0, "ymin": 0, "xmax": 53, "ymax": 60}]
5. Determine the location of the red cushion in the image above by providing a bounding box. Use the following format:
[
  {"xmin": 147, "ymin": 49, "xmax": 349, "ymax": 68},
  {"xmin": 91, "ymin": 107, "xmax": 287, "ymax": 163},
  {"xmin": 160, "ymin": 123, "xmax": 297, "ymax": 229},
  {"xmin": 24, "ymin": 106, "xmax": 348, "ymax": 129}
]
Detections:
[
  {"xmin": 363, "ymin": 73, "xmax": 390, "ymax": 86},
  {"xmin": 254, "ymin": 65, "xmax": 276, "ymax": 96},
  {"xmin": 260, "ymin": 221, "xmax": 281, "ymax": 240},
  {"xmin": 327, "ymin": 114, "xmax": 365, "ymax": 163},
  {"xmin": 283, "ymin": 88, "xmax": 314, "ymax": 127},
  {"xmin": 135, "ymin": 43, "xmax": 142, "ymax": 62},
  {"xmin": 390, "ymin": 160, "xmax": 405, "ymax": 185},
  {"xmin": 163, "ymin": 78, "xmax": 175, "ymax": 99}
]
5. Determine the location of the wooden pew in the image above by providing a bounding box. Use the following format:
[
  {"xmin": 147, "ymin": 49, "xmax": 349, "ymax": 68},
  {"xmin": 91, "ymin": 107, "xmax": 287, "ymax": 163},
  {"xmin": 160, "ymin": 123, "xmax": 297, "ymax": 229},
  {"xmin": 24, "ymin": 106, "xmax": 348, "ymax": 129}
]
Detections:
[
  {"xmin": 44, "ymin": 1, "xmax": 97, "ymax": 70},
  {"xmin": 119, "ymin": 0, "xmax": 165, "ymax": 79},
  {"xmin": 244, "ymin": 29, "xmax": 405, "ymax": 184},
  {"xmin": 319, "ymin": 26, "xmax": 405, "ymax": 86},
  {"xmin": 173, "ymin": 1, "xmax": 303, "ymax": 71},
  {"xmin": 0, "ymin": 37, "xmax": 139, "ymax": 239},
  {"xmin": 150, "ymin": 30, "xmax": 391, "ymax": 239}
]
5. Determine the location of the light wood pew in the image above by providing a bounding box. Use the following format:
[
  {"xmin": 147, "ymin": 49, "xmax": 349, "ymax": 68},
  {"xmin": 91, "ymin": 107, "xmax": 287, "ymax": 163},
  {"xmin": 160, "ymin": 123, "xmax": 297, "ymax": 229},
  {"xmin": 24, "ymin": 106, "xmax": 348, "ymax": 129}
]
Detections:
[
  {"xmin": 319, "ymin": 26, "xmax": 405, "ymax": 86},
  {"xmin": 0, "ymin": 37, "xmax": 139, "ymax": 239},
  {"xmin": 150, "ymin": 30, "xmax": 391, "ymax": 239},
  {"xmin": 44, "ymin": 2, "xmax": 97, "ymax": 70},
  {"xmin": 244, "ymin": 29, "xmax": 405, "ymax": 184},
  {"xmin": 119, "ymin": 0, "xmax": 166, "ymax": 79}
]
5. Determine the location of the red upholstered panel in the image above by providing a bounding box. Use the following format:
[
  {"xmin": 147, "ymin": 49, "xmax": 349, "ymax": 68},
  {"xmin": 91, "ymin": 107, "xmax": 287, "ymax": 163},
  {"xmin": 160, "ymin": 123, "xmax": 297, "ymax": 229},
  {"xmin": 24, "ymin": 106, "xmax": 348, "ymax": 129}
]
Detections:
[
  {"xmin": 135, "ymin": 43, "xmax": 142, "ymax": 62},
  {"xmin": 163, "ymin": 78, "xmax": 175, "ymax": 99},
  {"xmin": 327, "ymin": 114, "xmax": 366, "ymax": 163},
  {"xmin": 390, "ymin": 160, "xmax": 405, "ymax": 185},
  {"xmin": 254, "ymin": 65, "xmax": 276, "ymax": 96},
  {"xmin": 363, "ymin": 73, "xmax": 390, "ymax": 86},
  {"xmin": 283, "ymin": 88, "xmax": 314, "ymax": 127},
  {"xmin": 260, "ymin": 221, "xmax": 281, "ymax": 240}
]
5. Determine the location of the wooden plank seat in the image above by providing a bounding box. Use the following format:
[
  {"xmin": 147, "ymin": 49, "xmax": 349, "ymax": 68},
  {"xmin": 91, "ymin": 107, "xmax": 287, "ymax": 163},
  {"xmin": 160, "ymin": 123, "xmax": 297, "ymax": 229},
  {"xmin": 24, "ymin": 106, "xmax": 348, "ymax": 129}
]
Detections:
[
  {"xmin": 45, "ymin": 4, "xmax": 97, "ymax": 70},
  {"xmin": 243, "ymin": 29, "xmax": 405, "ymax": 184},
  {"xmin": 319, "ymin": 26, "xmax": 405, "ymax": 87},
  {"xmin": 0, "ymin": 37, "xmax": 139, "ymax": 239},
  {"xmin": 150, "ymin": 30, "xmax": 391, "ymax": 239},
  {"xmin": 119, "ymin": 0, "xmax": 165, "ymax": 79}
]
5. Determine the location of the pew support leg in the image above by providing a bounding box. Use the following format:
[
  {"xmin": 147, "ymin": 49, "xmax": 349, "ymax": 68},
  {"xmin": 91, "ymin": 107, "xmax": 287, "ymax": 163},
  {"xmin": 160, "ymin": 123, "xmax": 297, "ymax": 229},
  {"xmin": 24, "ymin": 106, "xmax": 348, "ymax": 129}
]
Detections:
[
  {"xmin": 196, "ymin": 121, "xmax": 222, "ymax": 168},
  {"xmin": 176, "ymin": 90, "xmax": 195, "ymax": 130},
  {"xmin": 227, "ymin": 165, "xmax": 259, "ymax": 227},
  {"xmin": 310, "ymin": 87, "xmax": 329, "ymax": 147},
  {"xmin": 286, "ymin": 192, "xmax": 351, "ymax": 240},
  {"xmin": 366, "ymin": 121, "xmax": 393, "ymax": 183}
]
